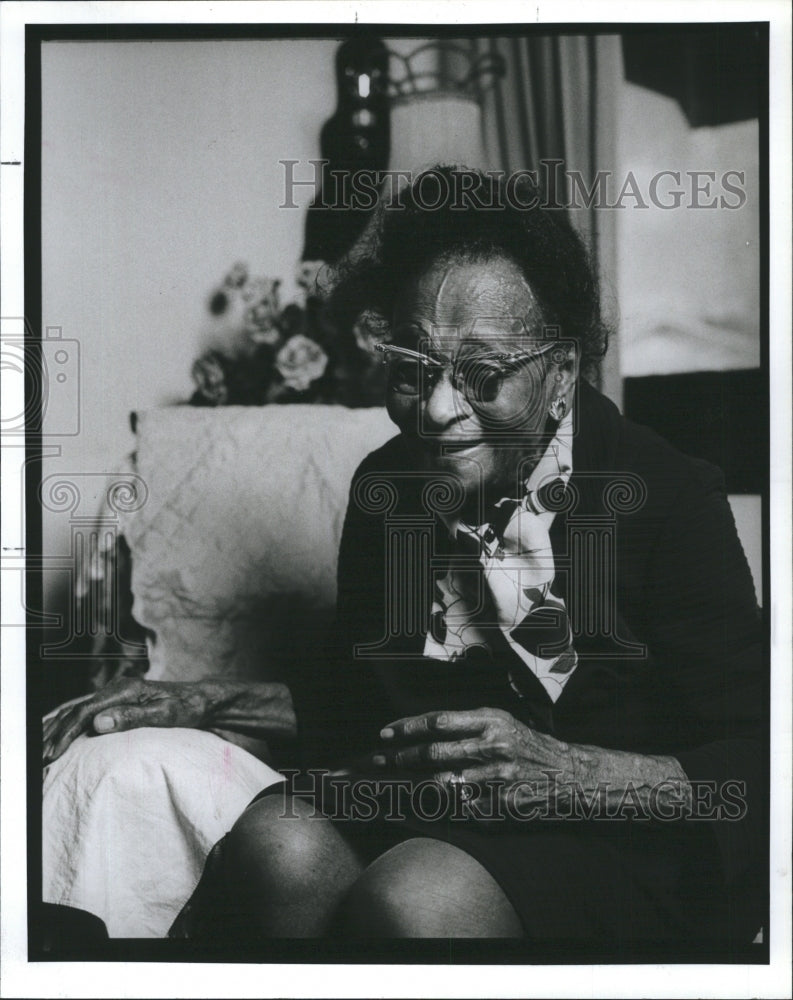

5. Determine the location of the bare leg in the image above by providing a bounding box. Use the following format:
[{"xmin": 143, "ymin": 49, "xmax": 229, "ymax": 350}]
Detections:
[
  {"xmin": 225, "ymin": 794, "xmax": 365, "ymax": 938},
  {"xmin": 339, "ymin": 838, "xmax": 524, "ymax": 938}
]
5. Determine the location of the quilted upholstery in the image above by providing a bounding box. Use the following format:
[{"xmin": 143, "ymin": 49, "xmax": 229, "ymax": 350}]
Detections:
[{"xmin": 122, "ymin": 405, "xmax": 396, "ymax": 684}]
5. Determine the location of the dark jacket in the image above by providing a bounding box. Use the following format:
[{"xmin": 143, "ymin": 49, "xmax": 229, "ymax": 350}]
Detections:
[{"xmin": 302, "ymin": 379, "xmax": 766, "ymax": 903}]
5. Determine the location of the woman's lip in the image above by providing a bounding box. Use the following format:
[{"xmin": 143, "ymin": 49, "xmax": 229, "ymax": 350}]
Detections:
[{"xmin": 429, "ymin": 439, "xmax": 486, "ymax": 455}]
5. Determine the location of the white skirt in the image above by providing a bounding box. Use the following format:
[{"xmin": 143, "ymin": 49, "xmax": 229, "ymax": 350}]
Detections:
[{"xmin": 42, "ymin": 727, "xmax": 283, "ymax": 937}]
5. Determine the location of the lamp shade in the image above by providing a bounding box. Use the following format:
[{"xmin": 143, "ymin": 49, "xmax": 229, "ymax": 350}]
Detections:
[{"xmin": 388, "ymin": 91, "xmax": 490, "ymax": 175}]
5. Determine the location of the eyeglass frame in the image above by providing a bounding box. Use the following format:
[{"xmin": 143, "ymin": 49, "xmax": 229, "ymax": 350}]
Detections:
[{"xmin": 373, "ymin": 340, "xmax": 564, "ymax": 406}]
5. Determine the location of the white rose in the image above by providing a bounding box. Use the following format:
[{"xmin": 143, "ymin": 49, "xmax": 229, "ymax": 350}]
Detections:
[{"xmin": 275, "ymin": 334, "xmax": 328, "ymax": 391}]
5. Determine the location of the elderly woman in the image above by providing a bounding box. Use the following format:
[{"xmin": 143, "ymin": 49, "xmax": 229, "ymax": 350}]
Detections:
[{"xmin": 45, "ymin": 167, "xmax": 764, "ymax": 947}]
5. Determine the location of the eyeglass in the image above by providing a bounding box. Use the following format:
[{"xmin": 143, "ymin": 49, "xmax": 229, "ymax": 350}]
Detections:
[{"xmin": 374, "ymin": 341, "xmax": 559, "ymax": 407}]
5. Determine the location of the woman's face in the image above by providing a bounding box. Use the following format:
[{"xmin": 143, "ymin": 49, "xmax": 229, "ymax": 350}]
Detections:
[{"xmin": 386, "ymin": 255, "xmax": 575, "ymax": 511}]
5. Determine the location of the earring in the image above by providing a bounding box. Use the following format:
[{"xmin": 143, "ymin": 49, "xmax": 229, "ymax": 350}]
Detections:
[{"xmin": 549, "ymin": 396, "xmax": 567, "ymax": 422}]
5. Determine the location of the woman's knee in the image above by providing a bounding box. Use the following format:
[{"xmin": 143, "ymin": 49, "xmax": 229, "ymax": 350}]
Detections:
[
  {"xmin": 225, "ymin": 794, "xmax": 359, "ymax": 900},
  {"xmin": 340, "ymin": 838, "xmax": 523, "ymax": 938}
]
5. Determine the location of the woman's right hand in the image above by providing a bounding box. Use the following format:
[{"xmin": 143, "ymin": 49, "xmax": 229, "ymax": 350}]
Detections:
[{"xmin": 42, "ymin": 678, "xmax": 210, "ymax": 765}]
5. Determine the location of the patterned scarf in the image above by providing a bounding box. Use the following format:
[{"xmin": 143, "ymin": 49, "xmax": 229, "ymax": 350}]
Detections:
[{"xmin": 423, "ymin": 408, "xmax": 577, "ymax": 703}]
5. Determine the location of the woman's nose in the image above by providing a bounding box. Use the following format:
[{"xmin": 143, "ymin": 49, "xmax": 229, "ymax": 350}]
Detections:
[{"xmin": 422, "ymin": 371, "xmax": 468, "ymax": 430}]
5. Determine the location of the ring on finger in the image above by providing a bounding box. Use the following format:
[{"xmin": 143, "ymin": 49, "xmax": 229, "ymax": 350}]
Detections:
[{"xmin": 448, "ymin": 770, "xmax": 475, "ymax": 802}]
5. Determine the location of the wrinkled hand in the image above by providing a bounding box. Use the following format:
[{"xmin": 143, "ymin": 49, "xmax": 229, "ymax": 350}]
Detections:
[
  {"xmin": 43, "ymin": 678, "xmax": 210, "ymax": 765},
  {"xmin": 373, "ymin": 707, "xmax": 575, "ymax": 816}
]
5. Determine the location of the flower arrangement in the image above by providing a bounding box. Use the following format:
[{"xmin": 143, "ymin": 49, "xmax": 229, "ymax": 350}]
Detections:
[{"xmin": 190, "ymin": 261, "xmax": 388, "ymax": 408}]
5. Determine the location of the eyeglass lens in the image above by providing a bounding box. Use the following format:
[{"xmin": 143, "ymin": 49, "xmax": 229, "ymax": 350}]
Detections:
[{"xmin": 386, "ymin": 354, "xmax": 536, "ymax": 405}]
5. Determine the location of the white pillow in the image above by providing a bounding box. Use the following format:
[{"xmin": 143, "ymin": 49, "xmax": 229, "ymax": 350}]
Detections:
[{"xmin": 122, "ymin": 405, "xmax": 396, "ymax": 683}]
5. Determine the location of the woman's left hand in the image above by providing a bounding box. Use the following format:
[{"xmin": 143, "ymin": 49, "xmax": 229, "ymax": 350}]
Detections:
[
  {"xmin": 373, "ymin": 707, "xmax": 575, "ymax": 809},
  {"xmin": 372, "ymin": 707, "xmax": 695, "ymax": 822}
]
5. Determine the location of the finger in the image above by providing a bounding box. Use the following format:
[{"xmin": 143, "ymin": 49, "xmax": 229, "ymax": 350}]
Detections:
[
  {"xmin": 380, "ymin": 709, "xmax": 491, "ymax": 743},
  {"xmin": 434, "ymin": 763, "xmax": 512, "ymax": 785},
  {"xmin": 45, "ymin": 681, "xmax": 140, "ymax": 741},
  {"xmin": 42, "ymin": 700, "xmax": 86, "ymax": 740},
  {"xmin": 43, "ymin": 711, "xmax": 68, "ymax": 759},
  {"xmin": 42, "ymin": 692, "xmax": 95, "ymax": 725},
  {"xmin": 376, "ymin": 738, "xmax": 490, "ymax": 771},
  {"xmin": 45, "ymin": 680, "xmax": 150, "ymax": 757},
  {"xmin": 43, "ymin": 713, "xmax": 66, "ymax": 742},
  {"xmin": 91, "ymin": 701, "xmax": 177, "ymax": 735},
  {"xmin": 44, "ymin": 685, "xmax": 145, "ymax": 763},
  {"xmin": 44, "ymin": 700, "xmax": 100, "ymax": 764},
  {"xmin": 77, "ymin": 678, "xmax": 145, "ymax": 717},
  {"xmin": 43, "ymin": 700, "xmax": 81, "ymax": 740}
]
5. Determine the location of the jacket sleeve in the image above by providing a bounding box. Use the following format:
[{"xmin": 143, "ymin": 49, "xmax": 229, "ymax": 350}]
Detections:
[{"xmin": 641, "ymin": 459, "xmax": 767, "ymax": 889}]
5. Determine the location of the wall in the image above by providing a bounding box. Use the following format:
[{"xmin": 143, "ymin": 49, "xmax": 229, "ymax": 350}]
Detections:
[
  {"xmin": 615, "ymin": 80, "xmax": 760, "ymax": 377},
  {"xmin": 41, "ymin": 39, "xmax": 339, "ymax": 616},
  {"xmin": 612, "ymin": 68, "xmax": 762, "ymax": 601}
]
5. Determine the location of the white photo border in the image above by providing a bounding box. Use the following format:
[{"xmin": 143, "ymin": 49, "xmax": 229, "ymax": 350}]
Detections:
[{"xmin": 1, "ymin": 2, "xmax": 790, "ymax": 997}]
